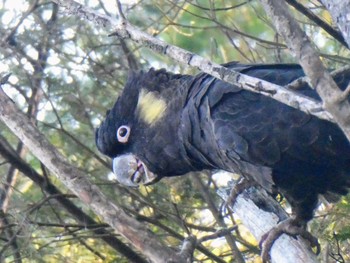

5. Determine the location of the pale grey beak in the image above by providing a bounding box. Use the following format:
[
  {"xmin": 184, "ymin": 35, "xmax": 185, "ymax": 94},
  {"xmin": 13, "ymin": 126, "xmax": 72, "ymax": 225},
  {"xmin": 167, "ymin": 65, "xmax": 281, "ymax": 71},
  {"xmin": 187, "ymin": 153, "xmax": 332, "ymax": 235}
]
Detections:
[{"xmin": 112, "ymin": 154, "xmax": 159, "ymax": 187}]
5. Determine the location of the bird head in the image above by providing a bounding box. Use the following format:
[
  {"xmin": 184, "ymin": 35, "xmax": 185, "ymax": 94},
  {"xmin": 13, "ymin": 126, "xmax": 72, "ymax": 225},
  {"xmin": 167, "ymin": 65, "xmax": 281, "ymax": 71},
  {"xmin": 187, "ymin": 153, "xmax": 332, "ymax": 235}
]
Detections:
[{"xmin": 96, "ymin": 68, "xmax": 192, "ymax": 187}]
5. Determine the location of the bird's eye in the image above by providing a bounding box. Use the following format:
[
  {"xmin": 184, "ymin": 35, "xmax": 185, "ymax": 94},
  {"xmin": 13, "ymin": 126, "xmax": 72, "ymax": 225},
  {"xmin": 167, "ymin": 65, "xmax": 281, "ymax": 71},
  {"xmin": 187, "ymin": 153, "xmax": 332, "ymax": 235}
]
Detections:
[{"xmin": 117, "ymin": 125, "xmax": 131, "ymax": 143}]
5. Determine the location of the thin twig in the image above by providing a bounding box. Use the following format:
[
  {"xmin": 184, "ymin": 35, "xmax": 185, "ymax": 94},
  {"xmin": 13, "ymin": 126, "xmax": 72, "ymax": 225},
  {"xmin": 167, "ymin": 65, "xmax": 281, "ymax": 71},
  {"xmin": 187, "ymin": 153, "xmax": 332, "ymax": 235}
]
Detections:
[
  {"xmin": 198, "ymin": 226, "xmax": 238, "ymax": 243},
  {"xmin": 52, "ymin": 0, "xmax": 333, "ymax": 123},
  {"xmin": 259, "ymin": 0, "xmax": 350, "ymax": 141},
  {"xmin": 285, "ymin": 0, "xmax": 347, "ymax": 48}
]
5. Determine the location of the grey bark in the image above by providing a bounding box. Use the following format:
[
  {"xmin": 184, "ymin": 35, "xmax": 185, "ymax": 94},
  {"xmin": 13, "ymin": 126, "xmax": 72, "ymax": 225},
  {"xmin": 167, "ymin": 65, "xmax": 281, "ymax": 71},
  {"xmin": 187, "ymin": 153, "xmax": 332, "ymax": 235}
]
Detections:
[
  {"xmin": 321, "ymin": 0, "xmax": 350, "ymax": 49},
  {"xmin": 218, "ymin": 184, "xmax": 319, "ymax": 263},
  {"xmin": 259, "ymin": 0, "xmax": 350, "ymax": 141},
  {"xmin": 52, "ymin": 0, "xmax": 333, "ymax": 123},
  {"xmin": 0, "ymin": 87, "xmax": 183, "ymax": 263}
]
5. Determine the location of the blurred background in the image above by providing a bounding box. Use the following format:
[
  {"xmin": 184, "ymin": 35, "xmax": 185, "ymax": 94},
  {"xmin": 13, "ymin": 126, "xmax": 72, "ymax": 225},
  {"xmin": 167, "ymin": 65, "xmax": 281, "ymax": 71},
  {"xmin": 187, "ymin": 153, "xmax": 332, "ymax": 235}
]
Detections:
[{"xmin": 0, "ymin": 0, "xmax": 349, "ymax": 262}]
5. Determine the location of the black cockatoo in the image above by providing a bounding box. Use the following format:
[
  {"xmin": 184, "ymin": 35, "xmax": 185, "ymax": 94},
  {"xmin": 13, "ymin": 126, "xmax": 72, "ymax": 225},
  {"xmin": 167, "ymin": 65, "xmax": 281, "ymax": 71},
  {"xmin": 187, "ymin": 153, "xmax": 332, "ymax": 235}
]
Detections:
[{"xmin": 95, "ymin": 62, "xmax": 350, "ymax": 260}]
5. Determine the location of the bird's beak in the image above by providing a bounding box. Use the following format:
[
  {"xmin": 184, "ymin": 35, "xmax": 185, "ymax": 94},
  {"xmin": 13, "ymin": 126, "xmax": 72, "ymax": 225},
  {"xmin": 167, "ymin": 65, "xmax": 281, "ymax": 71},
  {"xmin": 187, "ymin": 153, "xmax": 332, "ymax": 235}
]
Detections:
[{"xmin": 112, "ymin": 154, "xmax": 160, "ymax": 187}]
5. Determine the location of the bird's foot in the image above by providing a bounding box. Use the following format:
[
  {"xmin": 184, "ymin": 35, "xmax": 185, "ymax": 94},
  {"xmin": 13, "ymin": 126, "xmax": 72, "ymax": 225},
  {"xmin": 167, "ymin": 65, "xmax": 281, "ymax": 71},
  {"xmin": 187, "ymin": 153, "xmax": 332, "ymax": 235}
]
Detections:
[
  {"xmin": 224, "ymin": 177, "xmax": 257, "ymax": 209},
  {"xmin": 260, "ymin": 217, "xmax": 320, "ymax": 263}
]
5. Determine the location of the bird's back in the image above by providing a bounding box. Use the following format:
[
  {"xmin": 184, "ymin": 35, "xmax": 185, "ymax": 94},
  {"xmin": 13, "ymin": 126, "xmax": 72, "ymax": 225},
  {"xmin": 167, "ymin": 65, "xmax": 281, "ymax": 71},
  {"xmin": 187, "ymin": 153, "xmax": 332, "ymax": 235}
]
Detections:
[{"xmin": 182, "ymin": 63, "xmax": 350, "ymax": 220}]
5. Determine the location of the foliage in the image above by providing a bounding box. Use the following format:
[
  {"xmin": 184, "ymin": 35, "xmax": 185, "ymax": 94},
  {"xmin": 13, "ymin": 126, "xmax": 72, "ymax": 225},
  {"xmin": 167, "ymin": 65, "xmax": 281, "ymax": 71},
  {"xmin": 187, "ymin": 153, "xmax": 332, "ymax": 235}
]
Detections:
[{"xmin": 0, "ymin": 0, "xmax": 349, "ymax": 262}]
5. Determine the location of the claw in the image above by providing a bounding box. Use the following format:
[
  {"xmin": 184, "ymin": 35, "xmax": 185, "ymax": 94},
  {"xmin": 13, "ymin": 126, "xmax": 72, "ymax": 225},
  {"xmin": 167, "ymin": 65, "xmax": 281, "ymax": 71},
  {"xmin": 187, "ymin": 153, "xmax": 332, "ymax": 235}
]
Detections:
[
  {"xmin": 259, "ymin": 217, "xmax": 320, "ymax": 263},
  {"xmin": 224, "ymin": 177, "xmax": 257, "ymax": 209}
]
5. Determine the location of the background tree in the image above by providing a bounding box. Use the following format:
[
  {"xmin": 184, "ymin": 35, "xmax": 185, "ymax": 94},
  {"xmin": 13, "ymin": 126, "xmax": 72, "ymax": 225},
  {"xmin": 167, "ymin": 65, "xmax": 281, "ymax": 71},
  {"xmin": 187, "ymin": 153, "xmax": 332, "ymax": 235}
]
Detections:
[{"xmin": 0, "ymin": 0, "xmax": 349, "ymax": 262}]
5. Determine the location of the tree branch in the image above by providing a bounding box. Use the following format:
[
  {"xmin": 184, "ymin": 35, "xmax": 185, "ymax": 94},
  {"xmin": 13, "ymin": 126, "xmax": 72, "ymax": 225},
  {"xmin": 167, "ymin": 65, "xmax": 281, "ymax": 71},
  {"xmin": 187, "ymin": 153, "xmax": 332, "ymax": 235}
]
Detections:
[
  {"xmin": 259, "ymin": 0, "xmax": 350, "ymax": 141},
  {"xmin": 191, "ymin": 174, "xmax": 245, "ymax": 263},
  {"xmin": 0, "ymin": 87, "xmax": 178, "ymax": 262},
  {"xmin": 51, "ymin": 0, "xmax": 333, "ymax": 123},
  {"xmin": 218, "ymin": 182, "xmax": 319, "ymax": 263},
  {"xmin": 285, "ymin": 0, "xmax": 347, "ymax": 48},
  {"xmin": 0, "ymin": 213, "xmax": 22, "ymax": 263},
  {"xmin": 320, "ymin": 0, "xmax": 350, "ymax": 49},
  {"xmin": 0, "ymin": 134, "xmax": 147, "ymax": 263}
]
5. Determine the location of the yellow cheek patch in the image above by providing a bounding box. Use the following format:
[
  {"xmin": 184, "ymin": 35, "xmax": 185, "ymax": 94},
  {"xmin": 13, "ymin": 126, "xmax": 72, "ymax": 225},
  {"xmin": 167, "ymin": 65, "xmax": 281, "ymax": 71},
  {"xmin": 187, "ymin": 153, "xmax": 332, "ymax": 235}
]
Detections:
[{"xmin": 137, "ymin": 89, "xmax": 167, "ymax": 125}]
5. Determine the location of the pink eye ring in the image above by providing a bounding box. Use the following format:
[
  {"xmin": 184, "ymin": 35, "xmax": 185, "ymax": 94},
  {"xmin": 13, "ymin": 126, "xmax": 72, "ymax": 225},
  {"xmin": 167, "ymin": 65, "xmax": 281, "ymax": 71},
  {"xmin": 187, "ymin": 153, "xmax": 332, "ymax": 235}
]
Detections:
[{"xmin": 117, "ymin": 125, "xmax": 130, "ymax": 143}]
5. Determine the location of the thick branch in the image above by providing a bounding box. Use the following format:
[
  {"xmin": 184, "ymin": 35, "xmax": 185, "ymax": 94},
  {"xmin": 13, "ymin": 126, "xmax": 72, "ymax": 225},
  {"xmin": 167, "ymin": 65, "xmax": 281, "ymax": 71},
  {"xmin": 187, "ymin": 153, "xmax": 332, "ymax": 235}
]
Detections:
[
  {"xmin": 259, "ymin": 0, "xmax": 350, "ymax": 141},
  {"xmin": 0, "ymin": 88, "xmax": 179, "ymax": 263},
  {"xmin": 51, "ymin": 0, "xmax": 332, "ymax": 122},
  {"xmin": 0, "ymin": 134, "xmax": 147, "ymax": 263},
  {"xmin": 218, "ymin": 183, "xmax": 319, "ymax": 263},
  {"xmin": 285, "ymin": 0, "xmax": 347, "ymax": 48},
  {"xmin": 320, "ymin": 0, "xmax": 350, "ymax": 49}
]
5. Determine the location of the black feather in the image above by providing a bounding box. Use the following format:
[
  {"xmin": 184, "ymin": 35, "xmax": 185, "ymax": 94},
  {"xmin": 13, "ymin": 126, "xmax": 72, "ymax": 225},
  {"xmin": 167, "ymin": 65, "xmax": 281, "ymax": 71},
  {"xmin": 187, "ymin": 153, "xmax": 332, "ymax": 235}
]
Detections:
[{"xmin": 96, "ymin": 63, "xmax": 350, "ymax": 222}]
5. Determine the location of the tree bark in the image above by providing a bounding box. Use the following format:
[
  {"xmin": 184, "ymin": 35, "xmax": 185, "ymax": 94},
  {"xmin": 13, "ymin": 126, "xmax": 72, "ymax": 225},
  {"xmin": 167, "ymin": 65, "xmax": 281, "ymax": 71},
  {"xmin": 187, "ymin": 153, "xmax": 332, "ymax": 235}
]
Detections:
[
  {"xmin": 218, "ymin": 183, "xmax": 319, "ymax": 263},
  {"xmin": 321, "ymin": 0, "xmax": 350, "ymax": 49},
  {"xmin": 52, "ymin": 0, "xmax": 333, "ymax": 123},
  {"xmin": 259, "ymin": 0, "xmax": 350, "ymax": 141},
  {"xmin": 0, "ymin": 87, "xmax": 181, "ymax": 263},
  {"xmin": 0, "ymin": 135, "xmax": 148, "ymax": 263}
]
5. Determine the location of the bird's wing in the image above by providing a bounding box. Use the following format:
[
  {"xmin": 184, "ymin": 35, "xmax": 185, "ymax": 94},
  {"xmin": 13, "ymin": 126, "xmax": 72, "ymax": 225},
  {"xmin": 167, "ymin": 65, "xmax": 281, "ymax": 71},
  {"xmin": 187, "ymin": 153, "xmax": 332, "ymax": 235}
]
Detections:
[{"xmin": 181, "ymin": 64, "xmax": 350, "ymax": 192}]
